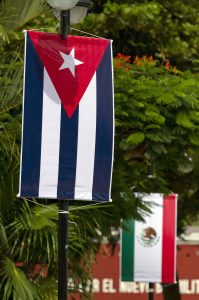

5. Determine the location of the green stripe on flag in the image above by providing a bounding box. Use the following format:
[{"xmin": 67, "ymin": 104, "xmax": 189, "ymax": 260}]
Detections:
[{"xmin": 121, "ymin": 219, "xmax": 135, "ymax": 281}]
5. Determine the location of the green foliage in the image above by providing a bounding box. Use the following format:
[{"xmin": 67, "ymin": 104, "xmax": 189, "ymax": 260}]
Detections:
[
  {"xmin": 126, "ymin": 132, "xmax": 145, "ymax": 145},
  {"xmin": 7, "ymin": 201, "xmax": 58, "ymax": 264},
  {"xmin": 0, "ymin": 198, "xmax": 117, "ymax": 299},
  {"xmin": 0, "ymin": 0, "xmax": 48, "ymax": 34},
  {"xmin": 0, "ymin": 0, "xmax": 51, "ymax": 217},
  {"xmin": 80, "ymin": 0, "xmax": 199, "ymax": 69},
  {"xmin": 113, "ymin": 54, "xmax": 199, "ymax": 229},
  {"xmin": 114, "ymin": 55, "xmax": 199, "ymax": 155},
  {"xmin": 0, "ymin": 257, "xmax": 39, "ymax": 300}
]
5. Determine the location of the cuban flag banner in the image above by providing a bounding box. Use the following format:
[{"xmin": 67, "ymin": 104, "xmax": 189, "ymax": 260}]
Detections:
[
  {"xmin": 120, "ymin": 194, "xmax": 177, "ymax": 283},
  {"xmin": 18, "ymin": 30, "xmax": 114, "ymax": 201}
]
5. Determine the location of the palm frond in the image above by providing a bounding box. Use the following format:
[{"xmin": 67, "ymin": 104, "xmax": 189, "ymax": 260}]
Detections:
[
  {"xmin": 0, "ymin": 257, "xmax": 39, "ymax": 300},
  {"xmin": 70, "ymin": 202, "xmax": 113, "ymax": 238},
  {"xmin": 0, "ymin": 215, "xmax": 8, "ymax": 251},
  {"xmin": 7, "ymin": 200, "xmax": 58, "ymax": 264},
  {"xmin": 0, "ymin": 0, "xmax": 48, "ymax": 32},
  {"xmin": 0, "ymin": 110, "xmax": 21, "ymax": 214},
  {"xmin": 0, "ymin": 23, "xmax": 18, "ymax": 43},
  {"xmin": 0, "ymin": 54, "xmax": 24, "ymax": 110},
  {"xmin": 36, "ymin": 277, "xmax": 58, "ymax": 300}
]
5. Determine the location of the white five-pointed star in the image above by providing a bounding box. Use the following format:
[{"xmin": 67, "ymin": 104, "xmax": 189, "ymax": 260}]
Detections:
[{"xmin": 59, "ymin": 47, "xmax": 83, "ymax": 77}]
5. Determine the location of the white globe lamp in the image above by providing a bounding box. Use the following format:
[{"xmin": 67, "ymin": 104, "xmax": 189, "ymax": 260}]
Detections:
[{"xmin": 46, "ymin": 0, "xmax": 78, "ymax": 10}]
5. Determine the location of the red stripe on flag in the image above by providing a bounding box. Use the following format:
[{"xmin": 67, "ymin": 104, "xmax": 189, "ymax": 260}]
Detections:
[{"xmin": 162, "ymin": 194, "xmax": 177, "ymax": 283}]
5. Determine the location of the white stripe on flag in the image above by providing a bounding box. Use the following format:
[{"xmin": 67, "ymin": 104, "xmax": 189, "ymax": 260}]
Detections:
[
  {"xmin": 75, "ymin": 73, "xmax": 97, "ymax": 200},
  {"xmin": 134, "ymin": 194, "xmax": 163, "ymax": 282},
  {"xmin": 19, "ymin": 31, "xmax": 27, "ymax": 196},
  {"xmin": 39, "ymin": 68, "xmax": 61, "ymax": 198},
  {"xmin": 108, "ymin": 42, "xmax": 114, "ymax": 201}
]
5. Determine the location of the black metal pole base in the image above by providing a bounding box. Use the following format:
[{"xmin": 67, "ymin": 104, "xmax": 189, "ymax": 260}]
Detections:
[
  {"xmin": 149, "ymin": 282, "xmax": 154, "ymax": 300},
  {"xmin": 58, "ymin": 200, "xmax": 69, "ymax": 300}
]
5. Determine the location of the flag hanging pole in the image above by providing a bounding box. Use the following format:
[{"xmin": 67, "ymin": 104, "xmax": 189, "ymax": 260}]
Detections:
[
  {"xmin": 58, "ymin": 11, "xmax": 70, "ymax": 300},
  {"xmin": 58, "ymin": 200, "xmax": 69, "ymax": 300},
  {"xmin": 149, "ymin": 282, "xmax": 154, "ymax": 300}
]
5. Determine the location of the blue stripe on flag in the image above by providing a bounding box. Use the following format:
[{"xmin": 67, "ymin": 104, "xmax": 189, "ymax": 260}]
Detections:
[
  {"xmin": 57, "ymin": 107, "xmax": 79, "ymax": 199},
  {"xmin": 20, "ymin": 34, "xmax": 43, "ymax": 197},
  {"xmin": 92, "ymin": 43, "xmax": 113, "ymax": 201}
]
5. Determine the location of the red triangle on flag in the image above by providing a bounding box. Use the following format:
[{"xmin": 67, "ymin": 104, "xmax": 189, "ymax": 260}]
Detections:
[{"xmin": 28, "ymin": 31, "xmax": 109, "ymax": 118}]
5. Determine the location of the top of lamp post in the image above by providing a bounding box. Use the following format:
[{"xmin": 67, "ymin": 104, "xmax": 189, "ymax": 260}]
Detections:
[
  {"xmin": 46, "ymin": 0, "xmax": 79, "ymax": 10},
  {"xmin": 46, "ymin": 0, "xmax": 94, "ymax": 38}
]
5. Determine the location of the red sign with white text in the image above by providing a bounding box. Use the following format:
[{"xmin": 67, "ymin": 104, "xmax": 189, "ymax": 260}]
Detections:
[
  {"xmin": 70, "ymin": 243, "xmax": 199, "ymax": 299},
  {"xmin": 68, "ymin": 245, "xmax": 199, "ymax": 300}
]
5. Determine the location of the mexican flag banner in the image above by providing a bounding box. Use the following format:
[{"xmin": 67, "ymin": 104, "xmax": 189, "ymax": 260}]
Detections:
[{"xmin": 120, "ymin": 193, "xmax": 177, "ymax": 283}]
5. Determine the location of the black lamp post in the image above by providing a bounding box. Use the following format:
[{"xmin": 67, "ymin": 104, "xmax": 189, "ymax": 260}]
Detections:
[
  {"xmin": 45, "ymin": 1, "xmax": 93, "ymax": 299},
  {"xmin": 47, "ymin": 0, "xmax": 93, "ymax": 39}
]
